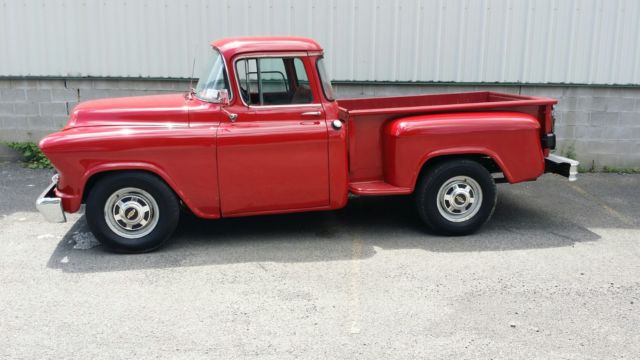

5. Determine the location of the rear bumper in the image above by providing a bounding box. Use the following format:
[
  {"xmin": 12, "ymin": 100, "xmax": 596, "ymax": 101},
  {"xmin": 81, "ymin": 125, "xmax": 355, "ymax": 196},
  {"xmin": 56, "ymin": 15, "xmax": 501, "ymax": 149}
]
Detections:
[
  {"xmin": 545, "ymin": 154, "xmax": 579, "ymax": 182},
  {"xmin": 35, "ymin": 175, "xmax": 67, "ymax": 223}
]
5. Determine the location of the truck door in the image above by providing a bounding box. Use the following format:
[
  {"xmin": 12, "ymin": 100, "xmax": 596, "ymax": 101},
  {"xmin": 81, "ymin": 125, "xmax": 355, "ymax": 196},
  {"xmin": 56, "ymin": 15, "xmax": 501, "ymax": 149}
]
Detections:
[{"xmin": 217, "ymin": 55, "xmax": 330, "ymax": 216}]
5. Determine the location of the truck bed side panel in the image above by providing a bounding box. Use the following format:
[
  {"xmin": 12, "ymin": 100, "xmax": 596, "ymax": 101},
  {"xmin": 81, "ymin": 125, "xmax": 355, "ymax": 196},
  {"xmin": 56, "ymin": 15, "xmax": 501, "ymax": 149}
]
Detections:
[
  {"xmin": 339, "ymin": 91, "xmax": 555, "ymax": 188},
  {"xmin": 383, "ymin": 112, "xmax": 545, "ymax": 188}
]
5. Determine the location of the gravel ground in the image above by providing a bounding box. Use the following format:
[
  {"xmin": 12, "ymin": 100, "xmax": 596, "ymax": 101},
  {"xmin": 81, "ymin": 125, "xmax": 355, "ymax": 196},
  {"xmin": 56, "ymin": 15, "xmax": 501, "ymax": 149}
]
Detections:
[{"xmin": 1, "ymin": 161, "xmax": 639, "ymax": 359}]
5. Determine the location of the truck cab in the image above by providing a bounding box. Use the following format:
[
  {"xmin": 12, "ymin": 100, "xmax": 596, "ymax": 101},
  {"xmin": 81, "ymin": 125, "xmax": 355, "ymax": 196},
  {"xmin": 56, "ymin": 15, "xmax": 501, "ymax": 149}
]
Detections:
[
  {"xmin": 190, "ymin": 37, "xmax": 347, "ymax": 217},
  {"xmin": 37, "ymin": 36, "xmax": 578, "ymax": 253}
]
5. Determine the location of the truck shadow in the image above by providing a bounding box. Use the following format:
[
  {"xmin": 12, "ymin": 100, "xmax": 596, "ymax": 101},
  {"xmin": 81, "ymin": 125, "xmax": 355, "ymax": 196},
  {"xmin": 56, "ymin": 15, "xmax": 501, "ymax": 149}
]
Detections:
[{"xmin": 47, "ymin": 185, "xmax": 606, "ymax": 273}]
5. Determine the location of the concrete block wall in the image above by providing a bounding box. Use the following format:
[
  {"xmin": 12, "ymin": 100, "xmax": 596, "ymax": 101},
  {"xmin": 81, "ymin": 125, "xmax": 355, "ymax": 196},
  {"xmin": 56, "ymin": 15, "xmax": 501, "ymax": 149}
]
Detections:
[
  {"xmin": 0, "ymin": 79, "xmax": 638, "ymax": 169},
  {"xmin": 0, "ymin": 79, "xmax": 189, "ymax": 141},
  {"xmin": 0, "ymin": 79, "xmax": 75, "ymax": 141}
]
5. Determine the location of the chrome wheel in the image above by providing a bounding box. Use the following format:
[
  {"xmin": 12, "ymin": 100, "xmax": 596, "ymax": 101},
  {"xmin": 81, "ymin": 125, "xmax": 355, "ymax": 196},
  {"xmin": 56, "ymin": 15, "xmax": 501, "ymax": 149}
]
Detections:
[
  {"xmin": 436, "ymin": 176, "xmax": 483, "ymax": 223},
  {"xmin": 104, "ymin": 187, "xmax": 159, "ymax": 239}
]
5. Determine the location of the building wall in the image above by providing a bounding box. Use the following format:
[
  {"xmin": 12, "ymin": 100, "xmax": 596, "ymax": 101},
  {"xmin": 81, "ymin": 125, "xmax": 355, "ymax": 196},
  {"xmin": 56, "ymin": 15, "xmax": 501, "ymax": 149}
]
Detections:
[
  {"xmin": 1, "ymin": 78, "xmax": 638, "ymax": 169},
  {"xmin": 2, "ymin": 0, "xmax": 640, "ymax": 85},
  {"xmin": 0, "ymin": 0, "xmax": 638, "ymax": 168}
]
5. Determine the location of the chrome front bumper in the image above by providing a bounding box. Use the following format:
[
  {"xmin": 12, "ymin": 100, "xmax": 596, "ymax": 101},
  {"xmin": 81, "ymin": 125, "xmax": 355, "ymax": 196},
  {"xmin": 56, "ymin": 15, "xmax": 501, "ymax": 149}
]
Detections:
[
  {"xmin": 545, "ymin": 154, "xmax": 579, "ymax": 182},
  {"xmin": 36, "ymin": 175, "xmax": 66, "ymax": 223}
]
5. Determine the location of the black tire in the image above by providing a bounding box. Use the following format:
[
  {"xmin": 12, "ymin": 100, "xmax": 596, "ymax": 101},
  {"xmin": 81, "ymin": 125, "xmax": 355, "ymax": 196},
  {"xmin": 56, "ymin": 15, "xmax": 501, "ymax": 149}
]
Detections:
[
  {"xmin": 85, "ymin": 171, "xmax": 180, "ymax": 253},
  {"xmin": 415, "ymin": 159, "xmax": 497, "ymax": 235}
]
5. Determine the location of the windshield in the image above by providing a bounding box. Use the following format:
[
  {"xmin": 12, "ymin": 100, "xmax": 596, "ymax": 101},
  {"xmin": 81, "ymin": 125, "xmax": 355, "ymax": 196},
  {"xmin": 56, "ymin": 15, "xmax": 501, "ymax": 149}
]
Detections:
[{"xmin": 194, "ymin": 48, "xmax": 231, "ymax": 102}]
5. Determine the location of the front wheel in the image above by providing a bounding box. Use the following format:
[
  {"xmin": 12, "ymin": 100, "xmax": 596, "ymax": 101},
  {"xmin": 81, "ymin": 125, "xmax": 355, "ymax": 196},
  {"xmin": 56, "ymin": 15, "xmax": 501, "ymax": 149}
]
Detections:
[
  {"xmin": 415, "ymin": 159, "xmax": 497, "ymax": 235},
  {"xmin": 85, "ymin": 172, "xmax": 180, "ymax": 253}
]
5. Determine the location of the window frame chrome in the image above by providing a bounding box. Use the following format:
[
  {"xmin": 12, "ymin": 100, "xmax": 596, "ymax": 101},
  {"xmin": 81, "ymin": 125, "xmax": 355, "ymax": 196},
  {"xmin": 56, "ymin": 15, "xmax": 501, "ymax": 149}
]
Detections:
[{"xmin": 232, "ymin": 52, "xmax": 318, "ymax": 109}]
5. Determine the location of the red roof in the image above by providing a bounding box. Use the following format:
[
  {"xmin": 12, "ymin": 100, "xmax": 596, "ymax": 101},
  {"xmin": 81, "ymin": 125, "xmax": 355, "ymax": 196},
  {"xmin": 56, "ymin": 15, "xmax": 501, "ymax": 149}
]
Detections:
[{"xmin": 211, "ymin": 36, "xmax": 323, "ymax": 58}]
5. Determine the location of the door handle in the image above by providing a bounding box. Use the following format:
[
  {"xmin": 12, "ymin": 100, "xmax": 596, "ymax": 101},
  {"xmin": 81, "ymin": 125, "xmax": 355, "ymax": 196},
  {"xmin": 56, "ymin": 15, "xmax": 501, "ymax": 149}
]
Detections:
[{"xmin": 301, "ymin": 111, "xmax": 321, "ymax": 117}]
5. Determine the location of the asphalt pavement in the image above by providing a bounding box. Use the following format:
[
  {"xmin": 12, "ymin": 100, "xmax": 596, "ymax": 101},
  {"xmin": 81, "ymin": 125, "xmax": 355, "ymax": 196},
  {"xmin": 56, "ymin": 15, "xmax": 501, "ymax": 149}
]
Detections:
[{"xmin": 1, "ymin": 161, "xmax": 639, "ymax": 359}]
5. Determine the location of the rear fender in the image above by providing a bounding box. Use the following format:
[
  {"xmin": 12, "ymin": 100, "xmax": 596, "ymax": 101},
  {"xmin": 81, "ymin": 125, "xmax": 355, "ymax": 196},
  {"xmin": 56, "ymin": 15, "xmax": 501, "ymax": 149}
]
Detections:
[{"xmin": 382, "ymin": 112, "xmax": 545, "ymax": 189}]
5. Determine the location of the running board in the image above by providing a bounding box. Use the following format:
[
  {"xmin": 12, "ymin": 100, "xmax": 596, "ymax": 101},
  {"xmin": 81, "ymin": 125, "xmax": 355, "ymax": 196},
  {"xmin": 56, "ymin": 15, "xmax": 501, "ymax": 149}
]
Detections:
[{"xmin": 349, "ymin": 181, "xmax": 412, "ymax": 196}]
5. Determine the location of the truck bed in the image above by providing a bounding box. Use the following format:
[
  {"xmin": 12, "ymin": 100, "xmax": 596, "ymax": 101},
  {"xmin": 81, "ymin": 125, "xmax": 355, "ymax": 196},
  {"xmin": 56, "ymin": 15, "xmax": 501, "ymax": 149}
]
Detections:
[
  {"xmin": 337, "ymin": 91, "xmax": 555, "ymax": 116},
  {"xmin": 337, "ymin": 91, "xmax": 557, "ymax": 193}
]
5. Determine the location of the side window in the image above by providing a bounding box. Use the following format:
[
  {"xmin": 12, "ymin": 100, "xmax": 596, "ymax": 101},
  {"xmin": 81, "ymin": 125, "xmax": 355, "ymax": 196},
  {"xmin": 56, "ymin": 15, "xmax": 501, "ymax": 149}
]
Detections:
[
  {"xmin": 259, "ymin": 58, "xmax": 289, "ymax": 95},
  {"xmin": 294, "ymin": 58, "xmax": 309, "ymax": 86},
  {"xmin": 235, "ymin": 56, "xmax": 313, "ymax": 106},
  {"xmin": 236, "ymin": 58, "xmax": 258, "ymax": 105}
]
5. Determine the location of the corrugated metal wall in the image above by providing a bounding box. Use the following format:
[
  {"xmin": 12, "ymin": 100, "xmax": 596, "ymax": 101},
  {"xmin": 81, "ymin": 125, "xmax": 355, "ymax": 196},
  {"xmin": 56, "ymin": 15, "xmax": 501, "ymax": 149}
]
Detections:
[{"xmin": 1, "ymin": 0, "xmax": 639, "ymax": 84}]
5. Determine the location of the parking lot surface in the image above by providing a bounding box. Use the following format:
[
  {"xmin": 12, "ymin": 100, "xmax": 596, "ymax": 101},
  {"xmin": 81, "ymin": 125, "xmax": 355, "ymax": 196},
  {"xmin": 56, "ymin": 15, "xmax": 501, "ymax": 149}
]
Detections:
[{"xmin": 1, "ymin": 161, "xmax": 639, "ymax": 359}]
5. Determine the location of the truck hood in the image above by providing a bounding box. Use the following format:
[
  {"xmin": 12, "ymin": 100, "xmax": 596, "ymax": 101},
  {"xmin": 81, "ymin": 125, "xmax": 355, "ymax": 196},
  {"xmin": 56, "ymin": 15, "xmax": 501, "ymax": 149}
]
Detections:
[{"xmin": 65, "ymin": 93, "xmax": 189, "ymax": 128}]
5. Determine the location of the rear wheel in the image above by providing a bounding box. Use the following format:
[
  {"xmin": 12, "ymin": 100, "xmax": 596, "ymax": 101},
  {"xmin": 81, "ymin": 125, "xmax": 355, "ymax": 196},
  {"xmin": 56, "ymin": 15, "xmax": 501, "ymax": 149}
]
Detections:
[
  {"xmin": 415, "ymin": 159, "xmax": 496, "ymax": 235},
  {"xmin": 85, "ymin": 172, "xmax": 180, "ymax": 253}
]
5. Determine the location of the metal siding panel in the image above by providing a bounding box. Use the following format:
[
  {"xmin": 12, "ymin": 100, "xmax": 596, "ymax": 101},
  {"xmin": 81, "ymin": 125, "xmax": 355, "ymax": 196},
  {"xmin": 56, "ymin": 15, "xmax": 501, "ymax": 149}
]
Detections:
[
  {"xmin": 568, "ymin": 0, "xmax": 591, "ymax": 83},
  {"xmin": 352, "ymin": 0, "xmax": 372, "ymax": 81},
  {"xmin": 331, "ymin": 0, "xmax": 350, "ymax": 81},
  {"xmin": 631, "ymin": 1, "xmax": 640, "ymax": 83},
  {"xmin": 444, "ymin": 0, "xmax": 464, "ymax": 82},
  {"xmin": 23, "ymin": 0, "xmax": 38, "ymax": 75},
  {"xmin": 325, "ymin": 0, "xmax": 336, "ymax": 78},
  {"xmin": 373, "ymin": 0, "xmax": 394, "ymax": 81},
  {"xmin": 396, "ymin": 0, "xmax": 418, "ymax": 82},
  {"xmin": 525, "ymin": 0, "xmax": 546, "ymax": 83},
  {"xmin": 417, "ymin": 0, "xmax": 440, "ymax": 82},
  {"xmin": 615, "ymin": 0, "xmax": 635, "ymax": 84},
  {"xmin": 594, "ymin": 1, "xmax": 616, "ymax": 83},
  {"xmin": 483, "ymin": 0, "xmax": 507, "ymax": 82},
  {"xmin": 7, "ymin": 0, "xmax": 21, "ymax": 75},
  {"xmin": 0, "ymin": 0, "xmax": 638, "ymax": 84},
  {"xmin": 476, "ymin": 0, "xmax": 490, "ymax": 83},
  {"xmin": 549, "ymin": 0, "xmax": 570, "ymax": 82},
  {"xmin": 461, "ymin": 0, "xmax": 482, "ymax": 82}
]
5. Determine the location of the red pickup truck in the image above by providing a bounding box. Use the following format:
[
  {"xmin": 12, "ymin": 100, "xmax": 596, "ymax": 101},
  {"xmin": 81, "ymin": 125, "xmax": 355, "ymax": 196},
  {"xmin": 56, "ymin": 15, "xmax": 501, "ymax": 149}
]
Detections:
[{"xmin": 37, "ymin": 36, "xmax": 578, "ymax": 252}]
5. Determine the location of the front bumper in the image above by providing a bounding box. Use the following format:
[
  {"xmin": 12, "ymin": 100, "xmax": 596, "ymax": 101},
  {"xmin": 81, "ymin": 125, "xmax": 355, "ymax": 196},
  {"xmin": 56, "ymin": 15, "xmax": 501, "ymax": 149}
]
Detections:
[
  {"xmin": 545, "ymin": 154, "xmax": 579, "ymax": 182},
  {"xmin": 36, "ymin": 175, "xmax": 67, "ymax": 223}
]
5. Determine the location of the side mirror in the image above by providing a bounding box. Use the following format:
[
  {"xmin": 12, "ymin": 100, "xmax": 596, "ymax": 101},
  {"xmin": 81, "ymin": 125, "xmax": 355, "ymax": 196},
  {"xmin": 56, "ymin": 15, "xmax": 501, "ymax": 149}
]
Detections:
[{"xmin": 217, "ymin": 89, "xmax": 230, "ymax": 106}]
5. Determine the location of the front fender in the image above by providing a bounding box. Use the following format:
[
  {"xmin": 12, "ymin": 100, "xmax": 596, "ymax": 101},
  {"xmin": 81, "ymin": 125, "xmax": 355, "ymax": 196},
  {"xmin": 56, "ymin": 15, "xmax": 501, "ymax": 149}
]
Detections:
[
  {"xmin": 39, "ymin": 126, "xmax": 221, "ymax": 219},
  {"xmin": 382, "ymin": 112, "xmax": 545, "ymax": 189}
]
